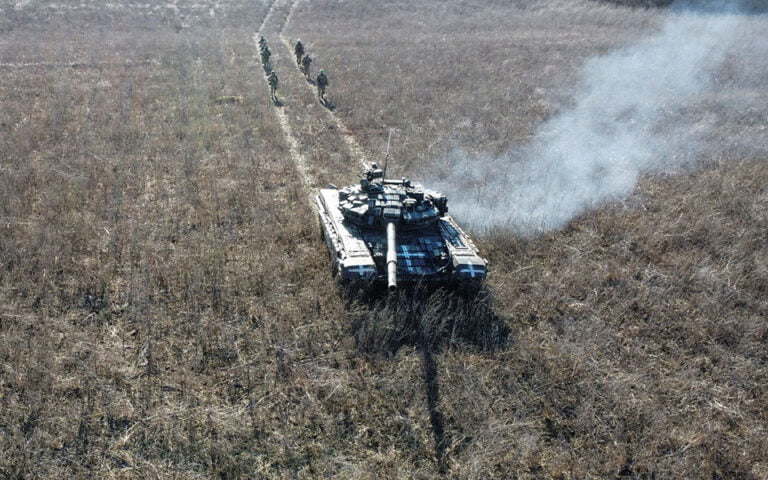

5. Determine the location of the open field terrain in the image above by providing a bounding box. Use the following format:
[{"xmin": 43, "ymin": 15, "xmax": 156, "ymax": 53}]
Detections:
[{"xmin": 1, "ymin": 0, "xmax": 767, "ymax": 478}]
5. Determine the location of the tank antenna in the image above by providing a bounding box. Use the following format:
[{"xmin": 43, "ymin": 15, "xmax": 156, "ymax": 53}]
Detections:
[{"xmin": 383, "ymin": 128, "xmax": 393, "ymax": 180}]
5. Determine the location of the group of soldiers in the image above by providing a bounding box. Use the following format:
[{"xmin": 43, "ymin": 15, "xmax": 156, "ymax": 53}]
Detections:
[
  {"xmin": 258, "ymin": 35, "xmax": 329, "ymax": 105},
  {"xmin": 258, "ymin": 36, "xmax": 278, "ymax": 101}
]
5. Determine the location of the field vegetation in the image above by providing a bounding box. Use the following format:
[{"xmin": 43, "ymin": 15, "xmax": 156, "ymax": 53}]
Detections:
[{"xmin": 1, "ymin": 0, "xmax": 767, "ymax": 478}]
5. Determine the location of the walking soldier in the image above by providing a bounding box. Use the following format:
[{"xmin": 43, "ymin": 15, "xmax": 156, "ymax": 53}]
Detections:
[
  {"xmin": 268, "ymin": 71, "xmax": 278, "ymax": 101},
  {"xmin": 260, "ymin": 45, "xmax": 271, "ymax": 70},
  {"xmin": 294, "ymin": 39, "xmax": 304, "ymax": 65},
  {"xmin": 316, "ymin": 69, "xmax": 328, "ymax": 103},
  {"xmin": 301, "ymin": 54, "xmax": 312, "ymax": 80}
]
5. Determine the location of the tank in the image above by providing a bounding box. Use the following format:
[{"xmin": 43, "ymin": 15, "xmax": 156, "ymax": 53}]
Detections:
[{"xmin": 316, "ymin": 163, "xmax": 487, "ymax": 291}]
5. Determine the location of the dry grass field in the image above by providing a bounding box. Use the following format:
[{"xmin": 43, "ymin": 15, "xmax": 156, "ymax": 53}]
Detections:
[{"xmin": 1, "ymin": 0, "xmax": 767, "ymax": 478}]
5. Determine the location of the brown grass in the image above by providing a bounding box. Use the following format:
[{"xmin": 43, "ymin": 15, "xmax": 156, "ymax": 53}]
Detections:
[{"xmin": 1, "ymin": 0, "xmax": 767, "ymax": 478}]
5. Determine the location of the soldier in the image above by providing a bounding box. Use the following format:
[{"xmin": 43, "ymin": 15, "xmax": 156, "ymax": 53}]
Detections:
[
  {"xmin": 258, "ymin": 35, "xmax": 267, "ymax": 50},
  {"xmin": 316, "ymin": 69, "xmax": 328, "ymax": 103},
  {"xmin": 267, "ymin": 70, "xmax": 278, "ymax": 101},
  {"xmin": 260, "ymin": 45, "xmax": 271, "ymax": 70},
  {"xmin": 294, "ymin": 39, "xmax": 304, "ymax": 65},
  {"xmin": 300, "ymin": 54, "xmax": 312, "ymax": 80}
]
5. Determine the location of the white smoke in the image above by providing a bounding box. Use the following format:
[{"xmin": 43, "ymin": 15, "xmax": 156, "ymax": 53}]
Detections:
[{"xmin": 436, "ymin": 1, "xmax": 764, "ymax": 235}]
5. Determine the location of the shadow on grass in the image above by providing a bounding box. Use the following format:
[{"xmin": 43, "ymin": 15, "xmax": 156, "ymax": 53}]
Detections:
[
  {"xmin": 421, "ymin": 341, "xmax": 449, "ymax": 473},
  {"xmin": 347, "ymin": 285, "xmax": 509, "ymax": 472},
  {"xmin": 347, "ymin": 285, "xmax": 509, "ymax": 355}
]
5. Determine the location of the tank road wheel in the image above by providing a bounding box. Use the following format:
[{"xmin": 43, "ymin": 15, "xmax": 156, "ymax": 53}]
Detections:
[
  {"xmin": 317, "ymin": 214, "xmax": 338, "ymax": 278},
  {"xmin": 318, "ymin": 214, "xmax": 326, "ymax": 242},
  {"xmin": 330, "ymin": 252, "xmax": 340, "ymax": 278}
]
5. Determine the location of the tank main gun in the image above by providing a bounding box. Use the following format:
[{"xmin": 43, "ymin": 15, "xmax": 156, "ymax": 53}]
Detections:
[{"xmin": 386, "ymin": 221, "xmax": 397, "ymax": 292}]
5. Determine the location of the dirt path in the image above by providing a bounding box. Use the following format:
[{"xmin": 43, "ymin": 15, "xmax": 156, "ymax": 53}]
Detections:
[
  {"xmin": 277, "ymin": 0, "xmax": 369, "ymax": 169},
  {"xmin": 254, "ymin": 0, "xmax": 315, "ymax": 190},
  {"xmin": 0, "ymin": 60, "xmax": 161, "ymax": 70},
  {"xmin": 257, "ymin": 0, "xmax": 369, "ymax": 181},
  {"xmin": 255, "ymin": 1, "xmax": 455, "ymax": 474}
]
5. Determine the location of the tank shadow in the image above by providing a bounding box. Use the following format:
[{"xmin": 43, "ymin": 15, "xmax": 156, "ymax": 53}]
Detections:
[
  {"xmin": 346, "ymin": 285, "xmax": 509, "ymax": 474},
  {"xmin": 347, "ymin": 284, "xmax": 509, "ymax": 354},
  {"xmin": 421, "ymin": 336, "xmax": 449, "ymax": 473}
]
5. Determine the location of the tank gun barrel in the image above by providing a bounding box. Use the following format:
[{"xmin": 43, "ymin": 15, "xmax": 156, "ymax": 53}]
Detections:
[{"xmin": 386, "ymin": 221, "xmax": 397, "ymax": 292}]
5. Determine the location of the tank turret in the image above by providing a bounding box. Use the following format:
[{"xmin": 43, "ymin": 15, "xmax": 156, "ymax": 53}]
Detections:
[{"xmin": 316, "ymin": 162, "xmax": 487, "ymax": 291}]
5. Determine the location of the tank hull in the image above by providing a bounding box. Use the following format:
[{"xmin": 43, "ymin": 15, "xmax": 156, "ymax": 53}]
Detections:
[{"xmin": 316, "ymin": 187, "xmax": 486, "ymax": 289}]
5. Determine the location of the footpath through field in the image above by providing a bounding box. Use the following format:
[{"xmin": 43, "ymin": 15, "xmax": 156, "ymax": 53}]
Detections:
[
  {"xmin": 254, "ymin": 0, "xmax": 315, "ymax": 190},
  {"xmin": 254, "ymin": 3, "xmax": 452, "ymax": 473},
  {"xmin": 276, "ymin": 0, "xmax": 369, "ymax": 169},
  {"xmin": 254, "ymin": 0, "xmax": 371, "ymax": 194}
]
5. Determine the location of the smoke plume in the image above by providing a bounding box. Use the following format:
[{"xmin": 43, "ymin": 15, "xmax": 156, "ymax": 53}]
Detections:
[{"xmin": 436, "ymin": 1, "xmax": 765, "ymax": 235}]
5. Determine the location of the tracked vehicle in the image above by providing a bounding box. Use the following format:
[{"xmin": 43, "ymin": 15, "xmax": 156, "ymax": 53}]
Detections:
[{"xmin": 316, "ymin": 162, "xmax": 487, "ymax": 292}]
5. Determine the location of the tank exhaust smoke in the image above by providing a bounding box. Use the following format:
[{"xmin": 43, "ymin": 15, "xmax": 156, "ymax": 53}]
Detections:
[{"xmin": 434, "ymin": 0, "xmax": 767, "ymax": 235}]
